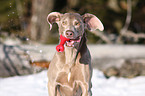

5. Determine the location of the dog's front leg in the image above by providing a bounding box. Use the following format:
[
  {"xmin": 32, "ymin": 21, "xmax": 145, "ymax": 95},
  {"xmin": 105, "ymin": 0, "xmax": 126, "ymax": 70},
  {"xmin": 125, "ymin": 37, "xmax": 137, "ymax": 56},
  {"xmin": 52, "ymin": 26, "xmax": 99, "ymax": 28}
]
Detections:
[
  {"xmin": 80, "ymin": 82, "xmax": 90, "ymax": 96},
  {"xmin": 48, "ymin": 82, "xmax": 57, "ymax": 96}
]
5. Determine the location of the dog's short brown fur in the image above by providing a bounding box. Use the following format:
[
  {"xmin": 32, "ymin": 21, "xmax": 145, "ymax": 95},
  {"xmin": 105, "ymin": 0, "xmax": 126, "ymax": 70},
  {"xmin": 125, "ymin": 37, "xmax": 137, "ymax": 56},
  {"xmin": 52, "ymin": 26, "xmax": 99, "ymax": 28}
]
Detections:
[{"xmin": 47, "ymin": 12, "xmax": 104, "ymax": 96}]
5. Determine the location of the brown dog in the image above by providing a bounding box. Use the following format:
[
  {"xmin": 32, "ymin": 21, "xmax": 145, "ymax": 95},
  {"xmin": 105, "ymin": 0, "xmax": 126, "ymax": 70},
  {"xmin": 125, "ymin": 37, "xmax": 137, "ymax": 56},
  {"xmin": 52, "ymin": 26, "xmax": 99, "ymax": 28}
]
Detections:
[{"xmin": 47, "ymin": 12, "xmax": 104, "ymax": 96}]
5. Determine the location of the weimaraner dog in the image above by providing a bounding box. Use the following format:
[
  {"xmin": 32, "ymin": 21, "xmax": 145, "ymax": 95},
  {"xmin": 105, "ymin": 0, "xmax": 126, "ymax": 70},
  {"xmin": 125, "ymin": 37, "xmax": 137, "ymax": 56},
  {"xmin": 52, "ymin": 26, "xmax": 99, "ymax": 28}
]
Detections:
[{"xmin": 47, "ymin": 12, "xmax": 104, "ymax": 96}]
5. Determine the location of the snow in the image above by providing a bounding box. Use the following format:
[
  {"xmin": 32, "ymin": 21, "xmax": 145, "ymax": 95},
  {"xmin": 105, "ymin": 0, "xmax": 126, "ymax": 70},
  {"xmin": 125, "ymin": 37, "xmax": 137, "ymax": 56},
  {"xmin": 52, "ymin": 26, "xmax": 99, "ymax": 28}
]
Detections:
[
  {"xmin": 92, "ymin": 70, "xmax": 145, "ymax": 96},
  {"xmin": 0, "ymin": 69, "xmax": 145, "ymax": 96}
]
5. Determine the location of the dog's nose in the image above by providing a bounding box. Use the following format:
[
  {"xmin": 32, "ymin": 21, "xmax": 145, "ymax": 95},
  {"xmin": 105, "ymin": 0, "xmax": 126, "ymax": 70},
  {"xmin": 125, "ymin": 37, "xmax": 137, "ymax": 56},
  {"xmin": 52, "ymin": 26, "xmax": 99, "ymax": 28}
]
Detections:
[{"xmin": 66, "ymin": 30, "xmax": 74, "ymax": 37}]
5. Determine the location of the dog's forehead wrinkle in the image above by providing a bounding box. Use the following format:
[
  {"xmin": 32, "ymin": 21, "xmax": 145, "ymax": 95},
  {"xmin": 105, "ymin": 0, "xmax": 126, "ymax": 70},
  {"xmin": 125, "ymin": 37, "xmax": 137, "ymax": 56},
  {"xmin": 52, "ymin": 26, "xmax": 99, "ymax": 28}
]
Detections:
[{"xmin": 61, "ymin": 13, "xmax": 82, "ymax": 22}]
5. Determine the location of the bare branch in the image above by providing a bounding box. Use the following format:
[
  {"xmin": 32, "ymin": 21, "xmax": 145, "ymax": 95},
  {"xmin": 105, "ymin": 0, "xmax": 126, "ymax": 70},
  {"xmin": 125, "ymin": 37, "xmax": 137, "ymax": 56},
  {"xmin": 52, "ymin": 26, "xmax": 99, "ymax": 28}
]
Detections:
[
  {"xmin": 121, "ymin": 30, "xmax": 145, "ymax": 42},
  {"xmin": 117, "ymin": 0, "xmax": 132, "ymax": 43},
  {"xmin": 92, "ymin": 30, "xmax": 112, "ymax": 44}
]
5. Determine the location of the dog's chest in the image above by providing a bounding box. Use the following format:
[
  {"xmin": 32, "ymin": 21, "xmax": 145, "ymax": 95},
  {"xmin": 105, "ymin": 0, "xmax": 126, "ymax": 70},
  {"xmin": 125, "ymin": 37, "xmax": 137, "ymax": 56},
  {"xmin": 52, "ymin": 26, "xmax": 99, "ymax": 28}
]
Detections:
[{"xmin": 56, "ymin": 65, "xmax": 83, "ymax": 88}]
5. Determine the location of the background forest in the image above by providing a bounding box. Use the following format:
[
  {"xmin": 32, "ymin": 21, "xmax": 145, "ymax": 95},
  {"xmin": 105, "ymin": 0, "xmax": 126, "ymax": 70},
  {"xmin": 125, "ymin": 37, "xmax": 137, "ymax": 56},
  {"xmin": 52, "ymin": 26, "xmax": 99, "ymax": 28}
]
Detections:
[{"xmin": 0, "ymin": 0, "xmax": 145, "ymax": 44}]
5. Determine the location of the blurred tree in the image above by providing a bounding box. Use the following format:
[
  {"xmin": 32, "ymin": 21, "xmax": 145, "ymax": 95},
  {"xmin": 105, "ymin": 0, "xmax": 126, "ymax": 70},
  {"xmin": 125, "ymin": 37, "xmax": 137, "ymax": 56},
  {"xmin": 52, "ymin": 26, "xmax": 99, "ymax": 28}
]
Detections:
[
  {"xmin": 0, "ymin": 0, "xmax": 19, "ymax": 33},
  {"xmin": 29, "ymin": 0, "xmax": 54, "ymax": 43},
  {"xmin": 0, "ymin": 0, "xmax": 145, "ymax": 44}
]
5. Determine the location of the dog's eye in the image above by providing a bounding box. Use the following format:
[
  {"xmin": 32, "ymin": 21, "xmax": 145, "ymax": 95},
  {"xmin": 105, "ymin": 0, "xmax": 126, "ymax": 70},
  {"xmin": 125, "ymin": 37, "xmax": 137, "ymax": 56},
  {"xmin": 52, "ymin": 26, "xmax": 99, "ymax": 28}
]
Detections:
[
  {"xmin": 62, "ymin": 21, "xmax": 67, "ymax": 25},
  {"xmin": 74, "ymin": 21, "xmax": 80, "ymax": 26}
]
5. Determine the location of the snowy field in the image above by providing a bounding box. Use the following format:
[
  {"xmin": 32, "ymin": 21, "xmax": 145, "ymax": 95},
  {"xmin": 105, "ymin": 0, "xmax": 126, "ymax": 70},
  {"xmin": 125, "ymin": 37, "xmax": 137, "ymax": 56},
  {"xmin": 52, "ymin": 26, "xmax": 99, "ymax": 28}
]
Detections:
[{"xmin": 0, "ymin": 69, "xmax": 145, "ymax": 96}]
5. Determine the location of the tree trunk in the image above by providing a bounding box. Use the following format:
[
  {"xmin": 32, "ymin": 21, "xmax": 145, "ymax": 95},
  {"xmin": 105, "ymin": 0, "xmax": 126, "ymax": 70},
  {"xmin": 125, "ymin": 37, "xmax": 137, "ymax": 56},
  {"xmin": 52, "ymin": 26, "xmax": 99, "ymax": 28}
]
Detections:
[{"xmin": 30, "ymin": 0, "xmax": 54, "ymax": 43}]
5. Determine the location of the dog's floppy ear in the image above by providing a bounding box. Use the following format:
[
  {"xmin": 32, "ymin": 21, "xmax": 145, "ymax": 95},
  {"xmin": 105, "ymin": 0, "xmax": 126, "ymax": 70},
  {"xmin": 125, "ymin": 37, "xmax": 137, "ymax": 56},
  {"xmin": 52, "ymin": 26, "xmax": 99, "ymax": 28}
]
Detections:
[
  {"xmin": 47, "ymin": 12, "xmax": 62, "ymax": 30},
  {"xmin": 82, "ymin": 13, "xmax": 104, "ymax": 31}
]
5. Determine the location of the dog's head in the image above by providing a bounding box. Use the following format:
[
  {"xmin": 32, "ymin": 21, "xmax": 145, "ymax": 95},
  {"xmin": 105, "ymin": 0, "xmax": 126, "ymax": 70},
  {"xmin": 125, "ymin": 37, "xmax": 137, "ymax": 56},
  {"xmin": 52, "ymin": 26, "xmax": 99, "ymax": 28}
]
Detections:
[{"xmin": 47, "ymin": 12, "xmax": 104, "ymax": 47}]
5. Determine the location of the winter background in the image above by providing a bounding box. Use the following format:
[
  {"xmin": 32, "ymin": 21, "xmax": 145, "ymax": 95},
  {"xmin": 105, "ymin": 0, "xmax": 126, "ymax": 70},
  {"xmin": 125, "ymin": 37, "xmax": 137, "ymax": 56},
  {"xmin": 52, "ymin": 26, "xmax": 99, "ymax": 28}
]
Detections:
[{"xmin": 1, "ymin": 0, "xmax": 145, "ymax": 96}]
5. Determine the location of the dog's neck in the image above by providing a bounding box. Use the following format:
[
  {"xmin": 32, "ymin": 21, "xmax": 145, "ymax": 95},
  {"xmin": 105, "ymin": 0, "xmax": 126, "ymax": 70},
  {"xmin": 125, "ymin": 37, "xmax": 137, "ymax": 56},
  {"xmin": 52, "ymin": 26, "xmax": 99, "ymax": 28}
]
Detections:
[
  {"xmin": 64, "ymin": 47, "xmax": 77, "ymax": 66},
  {"xmin": 64, "ymin": 33, "xmax": 87, "ymax": 67}
]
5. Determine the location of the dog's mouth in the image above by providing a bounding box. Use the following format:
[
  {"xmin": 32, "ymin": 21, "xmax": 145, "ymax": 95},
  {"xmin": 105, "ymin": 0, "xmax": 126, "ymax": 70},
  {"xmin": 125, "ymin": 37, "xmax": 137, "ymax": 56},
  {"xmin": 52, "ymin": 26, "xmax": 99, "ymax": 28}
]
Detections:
[{"xmin": 66, "ymin": 36, "xmax": 81, "ymax": 47}]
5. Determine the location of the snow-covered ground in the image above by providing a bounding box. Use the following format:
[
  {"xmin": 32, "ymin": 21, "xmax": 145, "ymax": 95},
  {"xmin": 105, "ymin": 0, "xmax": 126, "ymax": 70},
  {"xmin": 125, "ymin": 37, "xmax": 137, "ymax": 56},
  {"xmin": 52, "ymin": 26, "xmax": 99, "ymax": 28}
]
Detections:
[{"xmin": 0, "ymin": 69, "xmax": 145, "ymax": 96}]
